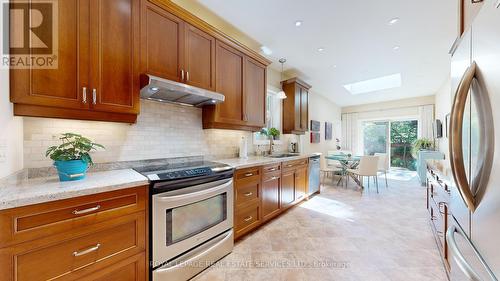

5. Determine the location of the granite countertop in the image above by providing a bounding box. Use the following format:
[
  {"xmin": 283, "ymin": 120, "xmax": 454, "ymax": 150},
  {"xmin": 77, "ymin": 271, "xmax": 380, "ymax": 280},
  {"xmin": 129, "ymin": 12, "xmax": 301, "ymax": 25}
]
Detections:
[
  {"xmin": 0, "ymin": 169, "xmax": 149, "ymax": 211},
  {"xmin": 216, "ymin": 153, "xmax": 321, "ymax": 169}
]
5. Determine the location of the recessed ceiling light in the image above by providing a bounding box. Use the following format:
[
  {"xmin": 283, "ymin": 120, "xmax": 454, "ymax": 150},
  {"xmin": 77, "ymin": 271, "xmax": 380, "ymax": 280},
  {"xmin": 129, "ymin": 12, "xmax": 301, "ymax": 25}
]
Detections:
[
  {"xmin": 318, "ymin": 47, "xmax": 325, "ymax": 52},
  {"xmin": 393, "ymin": 45, "xmax": 400, "ymax": 51},
  {"xmin": 295, "ymin": 20, "xmax": 303, "ymax": 27},
  {"xmin": 331, "ymin": 65, "xmax": 337, "ymax": 69},
  {"xmin": 388, "ymin": 17, "xmax": 400, "ymax": 25}
]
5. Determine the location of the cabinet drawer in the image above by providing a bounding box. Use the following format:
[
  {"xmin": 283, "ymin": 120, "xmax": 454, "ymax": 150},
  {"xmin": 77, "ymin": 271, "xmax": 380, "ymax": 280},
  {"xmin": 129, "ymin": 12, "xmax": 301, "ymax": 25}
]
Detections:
[
  {"xmin": 0, "ymin": 212, "xmax": 145, "ymax": 281},
  {"xmin": 235, "ymin": 203, "xmax": 260, "ymax": 238},
  {"xmin": 235, "ymin": 182, "xmax": 259, "ymax": 206},
  {"xmin": 283, "ymin": 159, "xmax": 308, "ymax": 170},
  {"xmin": 235, "ymin": 167, "xmax": 261, "ymax": 183},
  {"xmin": 262, "ymin": 171, "xmax": 281, "ymax": 182},
  {"xmin": 0, "ymin": 186, "xmax": 147, "ymax": 248},
  {"xmin": 263, "ymin": 163, "xmax": 281, "ymax": 174}
]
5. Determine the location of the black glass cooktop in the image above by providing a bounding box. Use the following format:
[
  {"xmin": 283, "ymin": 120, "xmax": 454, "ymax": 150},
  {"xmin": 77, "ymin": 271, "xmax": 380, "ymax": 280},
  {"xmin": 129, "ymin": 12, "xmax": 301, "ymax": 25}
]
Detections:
[{"xmin": 133, "ymin": 161, "xmax": 232, "ymax": 181}]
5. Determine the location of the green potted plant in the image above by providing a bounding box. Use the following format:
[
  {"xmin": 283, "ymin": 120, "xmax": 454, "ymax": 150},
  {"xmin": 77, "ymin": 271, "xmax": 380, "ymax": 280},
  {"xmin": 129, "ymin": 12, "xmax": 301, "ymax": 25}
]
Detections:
[
  {"xmin": 411, "ymin": 138, "xmax": 435, "ymax": 158},
  {"xmin": 260, "ymin": 127, "xmax": 281, "ymax": 154},
  {"xmin": 45, "ymin": 133, "xmax": 104, "ymax": 182}
]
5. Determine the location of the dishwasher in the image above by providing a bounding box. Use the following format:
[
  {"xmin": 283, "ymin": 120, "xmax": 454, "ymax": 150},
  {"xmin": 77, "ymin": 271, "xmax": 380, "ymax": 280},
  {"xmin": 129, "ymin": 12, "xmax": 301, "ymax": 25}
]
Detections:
[{"xmin": 308, "ymin": 155, "xmax": 320, "ymax": 195}]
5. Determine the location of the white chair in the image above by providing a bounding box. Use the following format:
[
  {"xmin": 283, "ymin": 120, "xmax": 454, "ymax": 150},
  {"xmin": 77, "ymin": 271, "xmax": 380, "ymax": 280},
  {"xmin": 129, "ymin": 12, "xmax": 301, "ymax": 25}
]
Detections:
[
  {"xmin": 347, "ymin": 156, "xmax": 380, "ymax": 193},
  {"xmin": 374, "ymin": 153, "xmax": 389, "ymax": 187},
  {"xmin": 321, "ymin": 155, "xmax": 343, "ymax": 185}
]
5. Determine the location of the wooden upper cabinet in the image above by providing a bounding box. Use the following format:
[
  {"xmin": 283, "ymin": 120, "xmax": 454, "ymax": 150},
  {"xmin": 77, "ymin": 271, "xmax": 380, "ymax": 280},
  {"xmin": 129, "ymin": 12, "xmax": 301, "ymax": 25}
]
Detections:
[
  {"xmin": 90, "ymin": 0, "xmax": 140, "ymax": 114},
  {"xmin": 203, "ymin": 41, "xmax": 267, "ymax": 131},
  {"xmin": 244, "ymin": 57, "xmax": 266, "ymax": 128},
  {"xmin": 10, "ymin": 0, "xmax": 89, "ymax": 110},
  {"xmin": 461, "ymin": 0, "xmax": 485, "ymax": 34},
  {"xmin": 140, "ymin": 0, "xmax": 184, "ymax": 83},
  {"xmin": 282, "ymin": 78, "xmax": 311, "ymax": 134},
  {"xmin": 184, "ymin": 24, "xmax": 216, "ymax": 90},
  {"xmin": 140, "ymin": 1, "xmax": 215, "ymax": 90},
  {"xmin": 10, "ymin": 0, "xmax": 139, "ymax": 122},
  {"xmin": 204, "ymin": 41, "xmax": 244, "ymax": 126}
]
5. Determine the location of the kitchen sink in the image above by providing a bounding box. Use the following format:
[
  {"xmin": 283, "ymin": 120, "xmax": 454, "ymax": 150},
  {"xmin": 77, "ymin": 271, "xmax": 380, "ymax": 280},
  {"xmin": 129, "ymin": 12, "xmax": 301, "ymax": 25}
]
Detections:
[{"xmin": 267, "ymin": 153, "xmax": 300, "ymax": 158}]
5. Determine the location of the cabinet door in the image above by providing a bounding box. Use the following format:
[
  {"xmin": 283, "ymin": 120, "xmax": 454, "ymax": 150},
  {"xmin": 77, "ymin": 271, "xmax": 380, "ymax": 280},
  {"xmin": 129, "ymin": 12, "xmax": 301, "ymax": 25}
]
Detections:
[
  {"xmin": 294, "ymin": 87, "xmax": 302, "ymax": 131},
  {"xmin": 244, "ymin": 57, "xmax": 266, "ymax": 128},
  {"xmin": 262, "ymin": 173, "xmax": 281, "ymax": 221},
  {"xmin": 281, "ymin": 170, "xmax": 295, "ymax": 209},
  {"xmin": 10, "ymin": 0, "xmax": 89, "ymax": 110},
  {"xmin": 215, "ymin": 41, "xmax": 244, "ymax": 124},
  {"xmin": 89, "ymin": 0, "xmax": 140, "ymax": 114},
  {"xmin": 184, "ymin": 24, "xmax": 215, "ymax": 90},
  {"xmin": 294, "ymin": 167, "xmax": 307, "ymax": 202},
  {"xmin": 300, "ymin": 87, "xmax": 309, "ymax": 131},
  {"xmin": 140, "ymin": 0, "xmax": 184, "ymax": 83}
]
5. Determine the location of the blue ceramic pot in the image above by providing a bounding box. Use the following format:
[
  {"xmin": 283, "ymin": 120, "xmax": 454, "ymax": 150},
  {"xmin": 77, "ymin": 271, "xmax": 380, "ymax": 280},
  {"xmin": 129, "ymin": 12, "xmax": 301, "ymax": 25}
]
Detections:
[{"xmin": 54, "ymin": 160, "xmax": 89, "ymax": 181}]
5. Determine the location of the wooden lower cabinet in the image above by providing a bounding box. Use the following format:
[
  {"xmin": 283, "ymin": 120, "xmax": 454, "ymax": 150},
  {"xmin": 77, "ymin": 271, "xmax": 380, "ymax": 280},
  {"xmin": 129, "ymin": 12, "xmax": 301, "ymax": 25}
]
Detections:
[
  {"xmin": 294, "ymin": 166, "xmax": 308, "ymax": 203},
  {"xmin": 261, "ymin": 164, "xmax": 282, "ymax": 222},
  {"xmin": 281, "ymin": 169, "xmax": 295, "ymax": 209},
  {"xmin": 234, "ymin": 159, "xmax": 309, "ymax": 240},
  {"xmin": 0, "ymin": 186, "xmax": 148, "ymax": 281}
]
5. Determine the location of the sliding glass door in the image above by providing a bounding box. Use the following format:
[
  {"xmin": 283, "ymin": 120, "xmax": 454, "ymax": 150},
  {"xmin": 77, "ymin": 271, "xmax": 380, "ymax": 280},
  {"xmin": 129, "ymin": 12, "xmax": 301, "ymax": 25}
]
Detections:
[
  {"xmin": 362, "ymin": 121, "xmax": 389, "ymax": 155},
  {"xmin": 362, "ymin": 119, "xmax": 418, "ymax": 170}
]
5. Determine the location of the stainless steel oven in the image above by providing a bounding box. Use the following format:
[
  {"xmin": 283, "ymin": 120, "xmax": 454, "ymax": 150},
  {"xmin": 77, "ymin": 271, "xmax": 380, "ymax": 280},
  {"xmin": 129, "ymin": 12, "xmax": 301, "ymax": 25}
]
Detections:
[{"xmin": 134, "ymin": 161, "xmax": 234, "ymax": 281}]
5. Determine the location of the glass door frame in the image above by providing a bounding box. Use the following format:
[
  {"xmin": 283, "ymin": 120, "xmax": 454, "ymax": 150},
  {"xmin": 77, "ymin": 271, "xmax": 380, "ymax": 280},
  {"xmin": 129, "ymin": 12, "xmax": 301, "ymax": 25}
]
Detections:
[{"xmin": 358, "ymin": 116, "xmax": 419, "ymax": 168}]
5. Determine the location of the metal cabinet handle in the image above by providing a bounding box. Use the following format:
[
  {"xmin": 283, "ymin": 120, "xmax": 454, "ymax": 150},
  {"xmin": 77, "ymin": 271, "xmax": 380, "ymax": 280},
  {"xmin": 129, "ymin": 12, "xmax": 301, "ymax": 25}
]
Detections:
[
  {"xmin": 186, "ymin": 71, "xmax": 189, "ymax": 81},
  {"xmin": 446, "ymin": 226, "xmax": 492, "ymax": 281},
  {"xmin": 244, "ymin": 173, "xmax": 253, "ymax": 177},
  {"xmin": 243, "ymin": 192, "xmax": 253, "ymax": 197},
  {"xmin": 449, "ymin": 62, "xmax": 477, "ymax": 212},
  {"xmin": 92, "ymin": 89, "xmax": 97, "ymax": 105},
  {"xmin": 73, "ymin": 243, "xmax": 101, "ymax": 257},
  {"xmin": 286, "ymin": 164, "xmax": 293, "ymax": 168},
  {"xmin": 72, "ymin": 205, "xmax": 101, "ymax": 215},
  {"xmin": 267, "ymin": 168, "xmax": 277, "ymax": 172},
  {"xmin": 181, "ymin": 69, "xmax": 185, "ymax": 81},
  {"xmin": 438, "ymin": 202, "xmax": 447, "ymax": 215},
  {"xmin": 82, "ymin": 87, "xmax": 87, "ymax": 104},
  {"xmin": 244, "ymin": 216, "xmax": 253, "ymax": 222}
]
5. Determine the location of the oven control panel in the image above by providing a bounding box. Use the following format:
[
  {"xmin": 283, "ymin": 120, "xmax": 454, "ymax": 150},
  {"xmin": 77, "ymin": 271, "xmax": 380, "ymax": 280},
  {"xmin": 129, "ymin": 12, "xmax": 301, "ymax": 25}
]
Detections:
[{"xmin": 158, "ymin": 167, "xmax": 213, "ymax": 180}]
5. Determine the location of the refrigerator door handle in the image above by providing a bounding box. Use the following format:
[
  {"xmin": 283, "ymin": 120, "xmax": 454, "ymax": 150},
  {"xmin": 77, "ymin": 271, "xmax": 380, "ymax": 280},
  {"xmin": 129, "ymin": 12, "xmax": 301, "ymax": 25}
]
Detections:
[
  {"xmin": 449, "ymin": 61, "xmax": 477, "ymax": 212},
  {"xmin": 447, "ymin": 225, "xmax": 498, "ymax": 281}
]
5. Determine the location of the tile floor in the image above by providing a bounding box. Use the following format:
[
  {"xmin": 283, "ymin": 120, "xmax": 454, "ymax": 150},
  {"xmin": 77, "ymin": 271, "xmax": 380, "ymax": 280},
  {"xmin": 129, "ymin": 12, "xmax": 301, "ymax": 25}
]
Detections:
[{"xmin": 193, "ymin": 171, "xmax": 448, "ymax": 281}]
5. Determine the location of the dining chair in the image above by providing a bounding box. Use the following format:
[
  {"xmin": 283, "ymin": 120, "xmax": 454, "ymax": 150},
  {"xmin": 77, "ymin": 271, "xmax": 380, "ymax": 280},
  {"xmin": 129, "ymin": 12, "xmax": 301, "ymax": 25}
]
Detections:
[
  {"xmin": 321, "ymin": 155, "xmax": 344, "ymax": 185},
  {"xmin": 374, "ymin": 153, "xmax": 389, "ymax": 188},
  {"xmin": 347, "ymin": 155, "xmax": 380, "ymax": 193}
]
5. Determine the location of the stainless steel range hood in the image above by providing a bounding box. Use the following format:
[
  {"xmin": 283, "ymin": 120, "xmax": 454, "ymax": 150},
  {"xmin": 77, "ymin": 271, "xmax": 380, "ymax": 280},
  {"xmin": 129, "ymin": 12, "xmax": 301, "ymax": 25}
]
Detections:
[{"xmin": 140, "ymin": 75, "xmax": 225, "ymax": 107}]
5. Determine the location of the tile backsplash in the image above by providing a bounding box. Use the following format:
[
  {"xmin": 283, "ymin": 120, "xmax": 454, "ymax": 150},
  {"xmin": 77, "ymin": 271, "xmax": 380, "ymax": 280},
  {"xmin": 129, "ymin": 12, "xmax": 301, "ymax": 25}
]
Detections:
[{"xmin": 23, "ymin": 100, "xmax": 270, "ymax": 168}]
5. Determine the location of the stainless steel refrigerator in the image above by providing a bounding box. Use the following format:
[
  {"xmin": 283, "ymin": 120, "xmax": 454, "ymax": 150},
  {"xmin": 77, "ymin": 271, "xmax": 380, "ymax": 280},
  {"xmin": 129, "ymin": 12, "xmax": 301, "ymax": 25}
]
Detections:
[{"xmin": 448, "ymin": 1, "xmax": 500, "ymax": 280}]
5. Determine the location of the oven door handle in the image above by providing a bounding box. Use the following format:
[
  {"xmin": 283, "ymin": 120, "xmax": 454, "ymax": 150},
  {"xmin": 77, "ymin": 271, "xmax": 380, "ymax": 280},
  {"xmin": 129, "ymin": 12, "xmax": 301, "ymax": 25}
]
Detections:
[{"xmin": 155, "ymin": 179, "xmax": 232, "ymax": 202}]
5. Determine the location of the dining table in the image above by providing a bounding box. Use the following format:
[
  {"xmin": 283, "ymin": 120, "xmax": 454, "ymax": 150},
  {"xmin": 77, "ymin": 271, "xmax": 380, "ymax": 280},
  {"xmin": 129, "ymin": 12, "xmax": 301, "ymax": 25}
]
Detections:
[{"xmin": 325, "ymin": 154, "xmax": 363, "ymax": 188}]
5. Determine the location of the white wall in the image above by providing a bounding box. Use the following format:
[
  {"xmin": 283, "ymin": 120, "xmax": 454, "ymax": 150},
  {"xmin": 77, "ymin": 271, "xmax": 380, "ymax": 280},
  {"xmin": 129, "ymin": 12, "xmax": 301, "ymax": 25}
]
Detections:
[
  {"xmin": 434, "ymin": 78, "xmax": 452, "ymax": 158},
  {"xmin": 299, "ymin": 92, "xmax": 342, "ymax": 155},
  {"xmin": 0, "ymin": 11, "xmax": 24, "ymax": 178}
]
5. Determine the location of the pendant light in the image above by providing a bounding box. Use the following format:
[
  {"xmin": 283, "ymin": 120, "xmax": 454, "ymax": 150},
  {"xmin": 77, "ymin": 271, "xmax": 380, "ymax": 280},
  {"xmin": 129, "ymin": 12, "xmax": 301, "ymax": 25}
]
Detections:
[{"xmin": 277, "ymin": 58, "xmax": 287, "ymax": 99}]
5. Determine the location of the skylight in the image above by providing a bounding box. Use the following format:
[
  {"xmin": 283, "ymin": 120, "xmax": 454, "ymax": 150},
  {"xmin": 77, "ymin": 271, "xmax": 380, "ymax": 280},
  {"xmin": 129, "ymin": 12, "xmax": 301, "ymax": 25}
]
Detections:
[{"xmin": 343, "ymin": 73, "xmax": 402, "ymax": 95}]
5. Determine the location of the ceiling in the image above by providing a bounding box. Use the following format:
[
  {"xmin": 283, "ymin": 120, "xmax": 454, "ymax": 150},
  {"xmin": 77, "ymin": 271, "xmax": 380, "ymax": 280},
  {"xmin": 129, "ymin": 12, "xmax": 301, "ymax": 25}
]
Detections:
[{"xmin": 197, "ymin": 0, "xmax": 458, "ymax": 106}]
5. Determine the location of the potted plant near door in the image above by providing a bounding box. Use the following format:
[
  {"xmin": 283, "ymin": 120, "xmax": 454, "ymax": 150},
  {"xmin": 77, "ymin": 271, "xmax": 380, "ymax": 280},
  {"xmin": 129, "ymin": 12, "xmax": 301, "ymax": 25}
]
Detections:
[
  {"xmin": 45, "ymin": 133, "xmax": 105, "ymax": 182},
  {"xmin": 411, "ymin": 138, "xmax": 435, "ymax": 158}
]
